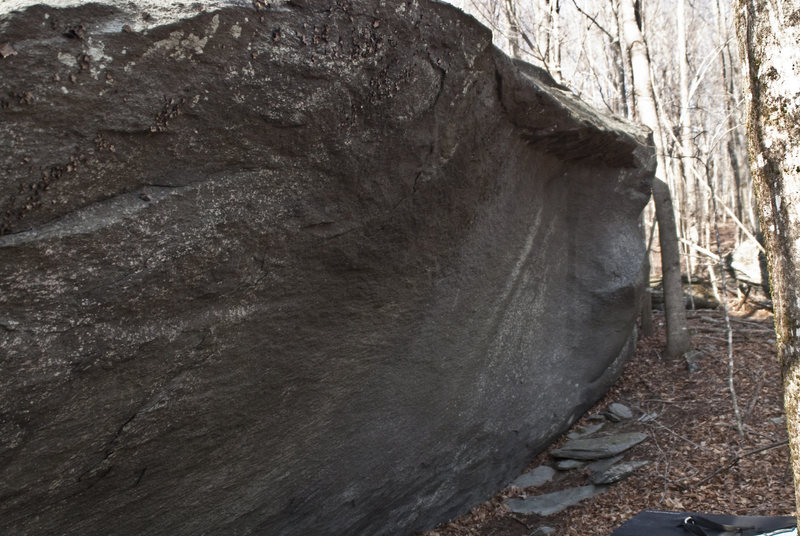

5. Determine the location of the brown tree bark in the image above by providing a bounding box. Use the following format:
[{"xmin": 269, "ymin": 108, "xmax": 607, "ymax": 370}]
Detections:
[
  {"xmin": 735, "ymin": 0, "xmax": 800, "ymax": 515},
  {"xmin": 620, "ymin": 0, "xmax": 691, "ymax": 357}
]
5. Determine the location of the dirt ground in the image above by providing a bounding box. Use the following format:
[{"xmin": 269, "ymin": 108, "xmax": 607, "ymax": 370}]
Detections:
[{"xmin": 419, "ymin": 303, "xmax": 794, "ymax": 536}]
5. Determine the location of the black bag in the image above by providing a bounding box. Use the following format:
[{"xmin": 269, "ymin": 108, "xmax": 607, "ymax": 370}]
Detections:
[{"xmin": 611, "ymin": 510, "xmax": 796, "ymax": 536}]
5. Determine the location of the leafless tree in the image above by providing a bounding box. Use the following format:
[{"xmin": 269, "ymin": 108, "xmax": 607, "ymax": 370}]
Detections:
[{"xmin": 618, "ymin": 0, "xmax": 691, "ymax": 357}]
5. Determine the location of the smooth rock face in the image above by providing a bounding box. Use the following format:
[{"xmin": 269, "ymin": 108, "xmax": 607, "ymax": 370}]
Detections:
[{"xmin": 0, "ymin": 1, "xmax": 653, "ymax": 535}]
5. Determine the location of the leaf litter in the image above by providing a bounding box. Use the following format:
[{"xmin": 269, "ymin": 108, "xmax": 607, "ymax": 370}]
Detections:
[{"xmin": 419, "ymin": 305, "xmax": 792, "ymax": 536}]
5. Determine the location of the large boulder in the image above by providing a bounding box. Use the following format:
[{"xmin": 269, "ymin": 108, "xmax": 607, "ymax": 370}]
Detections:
[
  {"xmin": 726, "ymin": 234, "xmax": 770, "ymax": 294},
  {"xmin": 0, "ymin": 1, "xmax": 653, "ymax": 535}
]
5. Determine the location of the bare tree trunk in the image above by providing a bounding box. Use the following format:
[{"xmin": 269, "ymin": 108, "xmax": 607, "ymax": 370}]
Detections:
[
  {"xmin": 547, "ymin": 0, "xmax": 562, "ymax": 82},
  {"xmin": 539, "ymin": 0, "xmax": 552, "ymax": 70},
  {"xmin": 503, "ymin": 0, "xmax": 522, "ymax": 59},
  {"xmin": 613, "ymin": 0, "xmax": 636, "ymax": 120},
  {"xmin": 735, "ymin": 0, "xmax": 800, "ymax": 516},
  {"xmin": 677, "ymin": 0, "xmax": 695, "ymax": 226},
  {"xmin": 620, "ymin": 0, "xmax": 691, "ymax": 357},
  {"xmin": 608, "ymin": 0, "xmax": 630, "ymax": 118},
  {"xmin": 714, "ymin": 0, "xmax": 747, "ymax": 243},
  {"xmin": 677, "ymin": 0, "xmax": 708, "ymax": 255},
  {"xmin": 653, "ymin": 178, "xmax": 691, "ymax": 357}
]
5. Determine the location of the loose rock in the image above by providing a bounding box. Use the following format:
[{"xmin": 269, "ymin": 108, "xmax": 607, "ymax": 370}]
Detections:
[
  {"xmin": 0, "ymin": 42, "xmax": 16, "ymax": 58},
  {"xmin": 555, "ymin": 459, "xmax": 586, "ymax": 471},
  {"xmin": 585, "ymin": 454, "xmax": 624, "ymax": 474},
  {"xmin": 567, "ymin": 422, "xmax": 604, "ymax": 439},
  {"xmin": 509, "ymin": 465, "xmax": 556, "ymax": 489},
  {"xmin": 505, "ymin": 486, "xmax": 606, "ymax": 516},
  {"xmin": 607, "ymin": 402, "xmax": 634, "ymax": 421},
  {"xmin": 590, "ymin": 460, "xmax": 651, "ymax": 485},
  {"xmin": 685, "ymin": 350, "xmax": 703, "ymax": 373},
  {"xmin": 551, "ymin": 432, "xmax": 648, "ymax": 460}
]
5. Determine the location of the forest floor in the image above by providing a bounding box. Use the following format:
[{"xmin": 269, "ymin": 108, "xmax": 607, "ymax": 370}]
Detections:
[{"xmin": 420, "ymin": 303, "xmax": 793, "ymax": 536}]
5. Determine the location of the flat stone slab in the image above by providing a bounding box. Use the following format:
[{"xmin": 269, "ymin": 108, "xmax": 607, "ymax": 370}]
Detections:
[
  {"xmin": 585, "ymin": 454, "xmax": 624, "ymax": 474},
  {"xmin": 505, "ymin": 485, "xmax": 605, "ymax": 516},
  {"xmin": 590, "ymin": 460, "xmax": 650, "ymax": 484},
  {"xmin": 551, "ymin": 432, "xmax": 647, "ymax": 460},
  {"xmin": 509, "ymin": 465, "xmax": 556, "ymax": 489}
]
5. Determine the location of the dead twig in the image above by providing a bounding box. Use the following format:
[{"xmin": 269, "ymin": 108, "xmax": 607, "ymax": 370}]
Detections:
[
  {"xmin": 679, "ymin": 238, "xmax": 721, "ymax": 262},
  {"xmin": 728, "ymin": 317, "xmax": 774, "ymax": 330},
  {"xmin": 700, "ymin": 158, "xmax": 745, "ymax": 438},
  {"xmin": 743, "ymin": 371, "xmax": 765, "ymax": 421},
  {"xmin": 682, "ymin": 440, "xmax": 789, "ymax": 490},
  {"xmin": 508, "ymin": 515, "xmax": 533, "ymax": 531},
  {"xmin": 648, "ymin": 421, "xmax": 705, "ymax": 450},
  {"xmin": 741, "ymin": 423, "xmax": 779, "ymax": 443},
  {"xmin": 648, "ymin": 430, "xmax": 673, "ymax": 503}
]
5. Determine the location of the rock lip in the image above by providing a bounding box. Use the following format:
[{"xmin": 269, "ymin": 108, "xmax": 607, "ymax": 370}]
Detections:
[{"xmin": 0, "ymin": 1, "xmax": 653, "ymax": 535}]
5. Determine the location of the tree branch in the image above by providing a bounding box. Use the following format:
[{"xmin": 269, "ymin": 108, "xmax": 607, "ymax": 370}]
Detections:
[
  {"xmin": 683, "ymin": 440, "xmax": 789, "ymax": 490},
  {"xmin": 570, "ymin": 0, "xmax": 616, "ymax": 41}
]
